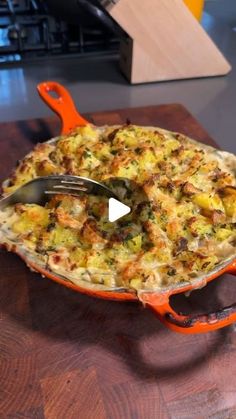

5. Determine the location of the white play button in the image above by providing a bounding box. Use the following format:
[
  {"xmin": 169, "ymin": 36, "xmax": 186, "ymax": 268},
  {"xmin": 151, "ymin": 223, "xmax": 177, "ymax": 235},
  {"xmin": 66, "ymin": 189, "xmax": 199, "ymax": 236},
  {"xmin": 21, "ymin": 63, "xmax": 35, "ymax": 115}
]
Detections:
[{"xmin": 108, "ymin": 198, "xmax": 131, "ymax": 222}]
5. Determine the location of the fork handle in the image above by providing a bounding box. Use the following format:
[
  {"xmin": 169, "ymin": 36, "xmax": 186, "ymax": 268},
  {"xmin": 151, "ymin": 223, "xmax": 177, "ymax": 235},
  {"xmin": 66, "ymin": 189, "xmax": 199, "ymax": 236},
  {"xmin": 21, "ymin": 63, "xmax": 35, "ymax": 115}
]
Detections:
[{"xmin": 37, "ymin": 81, "xmax": 89, "ymax": 134}]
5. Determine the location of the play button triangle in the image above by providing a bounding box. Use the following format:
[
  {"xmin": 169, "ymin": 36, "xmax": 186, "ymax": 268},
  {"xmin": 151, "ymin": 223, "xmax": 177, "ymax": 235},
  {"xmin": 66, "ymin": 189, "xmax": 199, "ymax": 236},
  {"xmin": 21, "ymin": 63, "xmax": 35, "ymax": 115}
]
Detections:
[{"xmin": 108, "ymin": 198, "xmax": 131, "ymax": 222}]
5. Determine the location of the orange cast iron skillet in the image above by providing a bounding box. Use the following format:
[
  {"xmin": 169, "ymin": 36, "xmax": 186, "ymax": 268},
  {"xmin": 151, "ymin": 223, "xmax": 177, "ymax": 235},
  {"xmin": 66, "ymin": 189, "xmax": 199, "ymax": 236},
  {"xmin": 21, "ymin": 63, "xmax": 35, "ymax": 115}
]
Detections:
[{"xmin": 16, "ymin": 81, "xmax": 235, "ymax": 334}]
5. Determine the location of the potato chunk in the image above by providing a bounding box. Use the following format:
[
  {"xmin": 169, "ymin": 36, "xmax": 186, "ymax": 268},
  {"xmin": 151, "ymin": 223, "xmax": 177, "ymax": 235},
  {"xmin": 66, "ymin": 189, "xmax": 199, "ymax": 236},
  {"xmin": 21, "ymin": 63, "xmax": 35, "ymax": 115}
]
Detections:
[
  {"xmin": 125, "ymin": 234, "xmax": 142, "ymax": 253},
  {"xmin": 193, "ymin": 193, "xmax": 224, "ymax": 212},
  {"xmin": 13, "ymin": 204, "xmax": 49, "ymax": 234},
  {"xmin": 220, "ymin": 187, "xmax": 236, "ymax": 218}
]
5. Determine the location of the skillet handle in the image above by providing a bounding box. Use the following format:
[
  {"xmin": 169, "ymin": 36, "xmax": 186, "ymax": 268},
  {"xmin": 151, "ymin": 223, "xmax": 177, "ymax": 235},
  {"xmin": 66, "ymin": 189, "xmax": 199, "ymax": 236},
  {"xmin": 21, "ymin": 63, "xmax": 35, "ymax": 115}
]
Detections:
[
  {"xmin": 143, "ymin": 262, "xmax": 236, "ymax": 334},
  {"xmin": 37, "ymin": 81, "xmax": 89, "ymax": 135}
]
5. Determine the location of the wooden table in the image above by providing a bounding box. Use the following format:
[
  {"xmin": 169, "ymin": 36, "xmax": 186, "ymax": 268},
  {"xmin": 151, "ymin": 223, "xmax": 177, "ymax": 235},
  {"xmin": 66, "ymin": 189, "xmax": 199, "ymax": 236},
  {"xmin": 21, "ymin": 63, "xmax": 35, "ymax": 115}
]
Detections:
[{"xmin": 0, "ymin": 105, "xmax": 236, "ymax": 419}]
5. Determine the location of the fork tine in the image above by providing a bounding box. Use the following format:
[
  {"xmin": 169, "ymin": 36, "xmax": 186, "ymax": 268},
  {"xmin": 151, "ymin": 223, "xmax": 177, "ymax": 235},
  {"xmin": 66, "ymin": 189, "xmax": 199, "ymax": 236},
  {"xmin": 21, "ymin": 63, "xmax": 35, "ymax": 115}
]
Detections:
[
  {"xmin": 53, "ymin": 185, "xmax": 88, "ymax": 192},
  {"xmin": 45, "ymin": 185, "xmax": 88, "ymax": 197},
  {"xmin": 61, "ymin": 180, "xmax": 86, "ymax": 186},
  {"xmin": 0, "ymin": 175, "xmax": 118, "ymax": 210}
]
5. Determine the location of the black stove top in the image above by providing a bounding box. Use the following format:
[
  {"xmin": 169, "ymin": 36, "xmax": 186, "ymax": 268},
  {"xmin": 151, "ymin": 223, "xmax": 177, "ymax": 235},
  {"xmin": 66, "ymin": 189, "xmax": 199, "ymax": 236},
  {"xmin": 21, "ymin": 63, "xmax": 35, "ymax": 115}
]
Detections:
[{"xmin": 0, "ymin": 0, "xmax": 120, "ymax": 64}]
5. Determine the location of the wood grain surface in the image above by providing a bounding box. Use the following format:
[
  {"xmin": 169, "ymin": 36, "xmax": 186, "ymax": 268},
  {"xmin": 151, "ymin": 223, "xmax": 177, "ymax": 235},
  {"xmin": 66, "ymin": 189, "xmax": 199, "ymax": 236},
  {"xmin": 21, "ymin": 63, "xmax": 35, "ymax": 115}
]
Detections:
[
  {"xmin": 103, "ymin": 0, "xmax": 230, "ymax": 83},
  {"xmin": 0, "ymin": 104, "xmax": 236, "ymax": 419}
]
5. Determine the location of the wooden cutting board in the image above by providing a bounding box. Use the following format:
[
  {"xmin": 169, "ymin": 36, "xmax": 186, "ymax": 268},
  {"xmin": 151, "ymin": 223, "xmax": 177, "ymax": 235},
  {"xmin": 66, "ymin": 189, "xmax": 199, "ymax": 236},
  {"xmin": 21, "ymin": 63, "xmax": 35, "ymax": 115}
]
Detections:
[{"xmin": 0, "ymin": 105, "xmax": 236, "ymax": 419}]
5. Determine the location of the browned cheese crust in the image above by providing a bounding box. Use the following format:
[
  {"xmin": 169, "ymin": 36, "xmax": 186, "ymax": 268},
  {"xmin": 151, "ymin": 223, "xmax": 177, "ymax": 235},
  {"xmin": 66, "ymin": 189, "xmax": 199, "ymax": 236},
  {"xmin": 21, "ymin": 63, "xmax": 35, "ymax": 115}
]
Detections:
[{"xmin": 0, "ymin": 124, "xmax": 235, "ymax": 291}]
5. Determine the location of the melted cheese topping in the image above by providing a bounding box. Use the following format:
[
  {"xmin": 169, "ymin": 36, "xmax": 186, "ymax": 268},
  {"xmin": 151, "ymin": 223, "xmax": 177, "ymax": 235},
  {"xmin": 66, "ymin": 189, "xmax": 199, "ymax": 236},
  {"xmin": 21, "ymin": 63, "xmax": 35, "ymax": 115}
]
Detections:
[{"xmin": 0, "ymin": 124, "xmax": 236, "ymax": 291}]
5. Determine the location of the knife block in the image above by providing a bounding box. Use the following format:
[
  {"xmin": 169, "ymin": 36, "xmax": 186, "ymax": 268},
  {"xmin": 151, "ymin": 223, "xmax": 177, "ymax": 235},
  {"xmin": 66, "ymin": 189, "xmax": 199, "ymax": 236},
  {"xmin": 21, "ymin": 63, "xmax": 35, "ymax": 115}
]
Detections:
[{"xmin": 101, "ymin": 0, "xmax": 231, "ymax": 84}]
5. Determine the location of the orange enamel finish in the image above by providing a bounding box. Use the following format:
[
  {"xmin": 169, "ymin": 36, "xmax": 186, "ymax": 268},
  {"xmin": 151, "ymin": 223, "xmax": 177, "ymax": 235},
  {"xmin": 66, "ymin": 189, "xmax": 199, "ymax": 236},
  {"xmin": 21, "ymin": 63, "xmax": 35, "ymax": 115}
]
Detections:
[
  {"xmin": 35, "ymin": 81, "xmax": 236, "ymax": 334},
  {"xmin": 143, "ymin": 261, "xmax": 236, "ymax": 334},
  {"xmin": 24, "ymin": 256, "xmax": 137, "ymax": 303},
  {"xmin": 37, "ymin": 81, "xmax": 88, "ymax": 134}
]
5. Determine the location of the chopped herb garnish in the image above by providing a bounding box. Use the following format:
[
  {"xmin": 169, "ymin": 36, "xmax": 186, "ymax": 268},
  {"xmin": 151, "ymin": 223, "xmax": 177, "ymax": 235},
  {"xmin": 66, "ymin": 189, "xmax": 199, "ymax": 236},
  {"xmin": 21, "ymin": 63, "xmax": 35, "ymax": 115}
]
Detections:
[
  {"xmin": 148, "ymin": 211, "xmax": 155, "ymax": 220},
  {"xmin": 55, "ymin": 201, "xmax": 62, "ymax": 209},
  {"xmin": 106, "ymin": 258, "xmax": 115, "ymax": 266},
  {"xmin": 83, "ymin": 150, "xmax": 92, "ymax": 158},
  {"xmin": 111, "ymin": 150, "xmax": 119, "ymax": 155},
  {"xmin": 167, "ymin": 267, "xmax": 176, "ymax": 276},
  {"xmin": 124, "ymin": 233, "xmax": 133, "ymax": 241},
  {"xmin": 47, "ymin": 222, "xmax": 56, "ymax": 232},
  {"xmin": 135, "ymin": 147, "xmax": 142, "ymax": 155}
]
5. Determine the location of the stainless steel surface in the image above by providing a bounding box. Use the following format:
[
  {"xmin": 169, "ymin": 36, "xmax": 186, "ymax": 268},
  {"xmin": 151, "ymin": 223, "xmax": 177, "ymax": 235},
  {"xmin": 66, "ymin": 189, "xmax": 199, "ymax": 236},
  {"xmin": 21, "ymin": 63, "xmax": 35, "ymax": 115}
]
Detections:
[
  {"xmin": 0, "ymin": 175, "xmax": 117, "ymax": 209},
  {"xmin": 0, "ymin": 0, "xmax": 235, "ymax": 153}
]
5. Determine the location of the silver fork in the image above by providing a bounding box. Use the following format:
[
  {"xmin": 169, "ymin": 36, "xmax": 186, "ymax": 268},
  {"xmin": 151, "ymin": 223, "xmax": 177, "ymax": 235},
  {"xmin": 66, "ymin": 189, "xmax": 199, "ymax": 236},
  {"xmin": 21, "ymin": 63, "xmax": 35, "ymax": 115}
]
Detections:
[{"xmin": 0, "ymin": 175, "xmax": 118, "ymax": 210}]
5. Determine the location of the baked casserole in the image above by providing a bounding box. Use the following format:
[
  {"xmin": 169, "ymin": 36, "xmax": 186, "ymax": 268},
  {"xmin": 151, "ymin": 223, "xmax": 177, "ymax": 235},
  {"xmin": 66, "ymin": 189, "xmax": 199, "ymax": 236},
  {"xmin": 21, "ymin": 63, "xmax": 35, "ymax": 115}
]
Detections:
[{"xmin": 0, "ymin": 124, "xmax": 235, "ymax": 291}]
